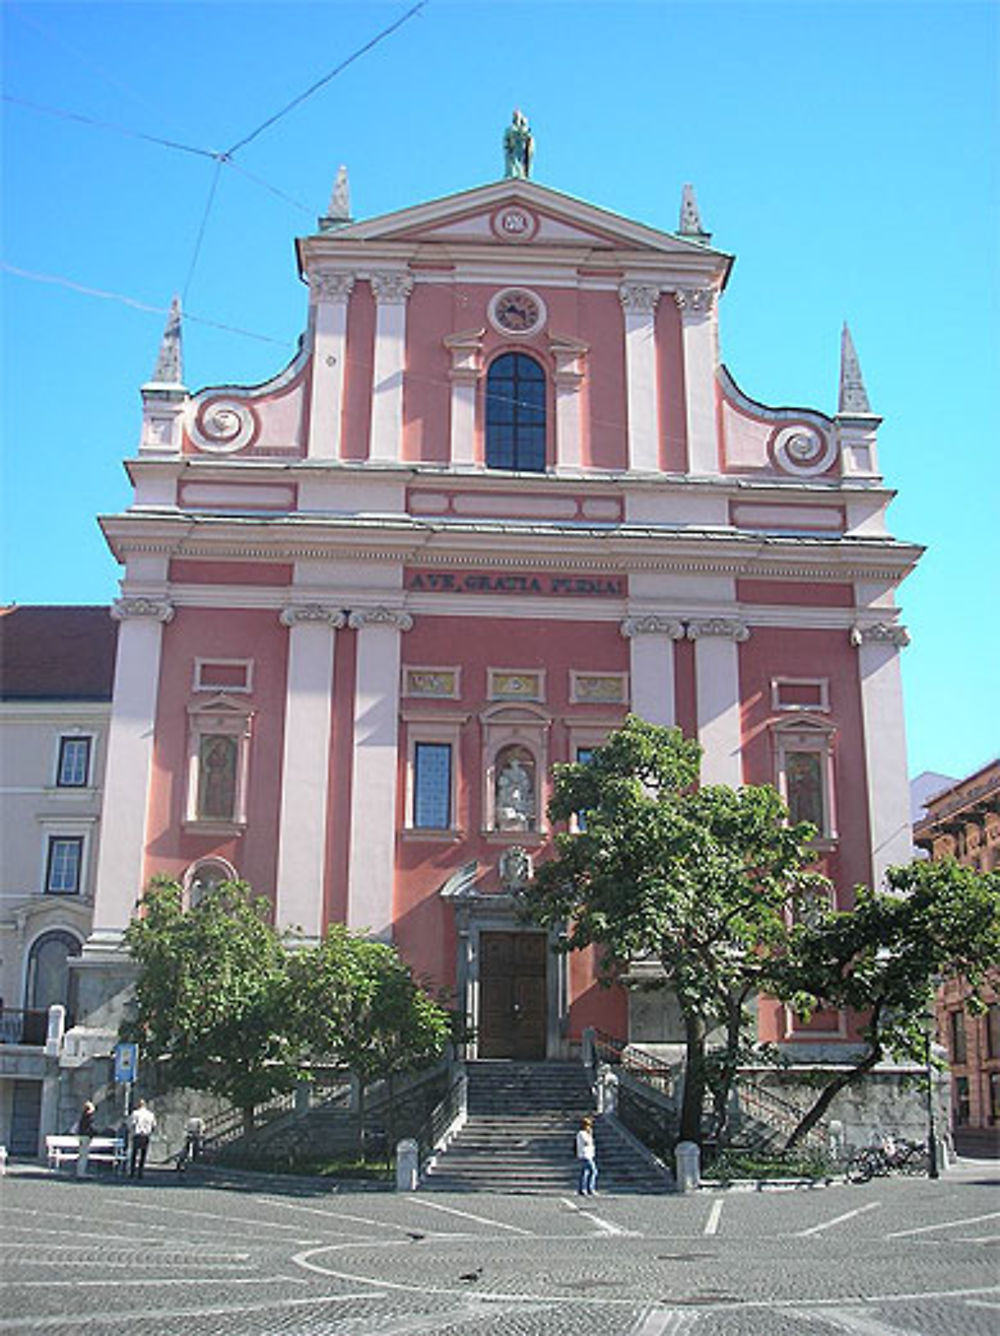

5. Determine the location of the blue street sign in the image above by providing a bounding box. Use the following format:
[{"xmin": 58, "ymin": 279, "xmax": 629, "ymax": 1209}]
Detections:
[{"xmin": 114, "ymin": 1042, "xmax": 138, "ymax": 1085}]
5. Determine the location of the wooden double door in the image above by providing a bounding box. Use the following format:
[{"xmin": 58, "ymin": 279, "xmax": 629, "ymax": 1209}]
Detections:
[{"xmin": 479, "ymin": 931, "xmax": 548, "ymax": 1059}]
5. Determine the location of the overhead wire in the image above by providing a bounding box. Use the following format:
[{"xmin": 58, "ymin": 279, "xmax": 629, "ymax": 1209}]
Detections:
[
  {"xmin": 223, "ymin": 0, "xmax": 428, "ymax": 157},
  {"xmin": 5, "ymin": 0, "xmax": 429, "ymax": 335},
  {"xmin": 1, "ymin": 263, "xmax": 293, "ymax": 349}
]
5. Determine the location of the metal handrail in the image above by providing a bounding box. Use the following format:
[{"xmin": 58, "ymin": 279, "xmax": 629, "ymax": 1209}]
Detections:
[{"xmin": 414, "ymin": 1070, "xmax": 467, "ymax": 1167}]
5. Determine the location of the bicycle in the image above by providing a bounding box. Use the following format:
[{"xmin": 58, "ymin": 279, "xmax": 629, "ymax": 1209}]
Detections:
[{"xmin": 846, "ymin": 1137, "xmax": 930, "ymax": 1182}]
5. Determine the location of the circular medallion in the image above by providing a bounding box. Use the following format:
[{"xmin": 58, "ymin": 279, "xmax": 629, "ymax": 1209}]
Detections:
[
  {"xmin": 771, "ymin": 424, "xmax": 837, "ymax": 477},
  {"xmin": 488, "ymin": 287, "xmax": 546, "ymax": 338},
  {"xmin": 491, "ymin": 205, "xmax": 538, "ymax": 242}
]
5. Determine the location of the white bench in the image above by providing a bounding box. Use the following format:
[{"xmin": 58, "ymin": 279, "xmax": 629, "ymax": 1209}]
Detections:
[{"xmin": 46, "ymin": 1135, "xmax": 127, "ymax": 1172}]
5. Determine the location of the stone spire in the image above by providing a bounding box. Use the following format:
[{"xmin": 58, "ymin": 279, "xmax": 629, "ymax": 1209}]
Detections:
[
  {"xmin": 678, "ymin": 183, "xmax": 711, "ymax": 243},
  {"xmin": 838, "ymin": 322, "xmax": 872, "ymax": 415},
  {"xmin": 319, "ymin": 165, "xmax": 352, "ymax": 231},
  {"xmin": 148, "ymin": 296, "xmax": 183, "ymax": 387}
]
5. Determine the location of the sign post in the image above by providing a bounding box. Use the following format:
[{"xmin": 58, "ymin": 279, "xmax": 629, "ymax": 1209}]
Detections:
[{"xmin": 113, "ymin": 1042, "xmax": 138, "ymax": 1123}]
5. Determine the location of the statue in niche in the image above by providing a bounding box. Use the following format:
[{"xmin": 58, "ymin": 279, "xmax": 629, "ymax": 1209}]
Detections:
[
  {"xmin": 503, "ymin": 109, "xmax": 534, "ymax": 179},
  {"xmin": 198, "ymin": 735, "xmax": 237, "ymax": 820},
  {"xmin": 496, "ymin": 752, "xmax": 535, "ymax": 831}
]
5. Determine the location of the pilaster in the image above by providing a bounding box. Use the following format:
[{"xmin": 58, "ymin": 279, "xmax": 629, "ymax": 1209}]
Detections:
[
  {"xmin": 549, "ymin": 334, "xmax": 589, "ymax": 471},
  {"xmin": 275, "ymin": 604, "xmax": 345, "ymax": 939},
  {"xmin": 619, "ymin": 282, "xmax": 660, "ymax": 472},
  {"xmin": 307, "ymin": 271, "xmax": 354, "ymax": 461},
  {"xmin": 443, "ymin": 329, "xmax": 484, "ymax": 466},
  {"xmin": 346, "ymin": 606, "xmax": 413, "ymax": 938},
  {"xmin": 369, "ymin": 271, "xmax": 414, "ymax": 463},
  {"xmin": 620, "ymin": 615, "xmax": 684, "ymax": 726},
  {"xmin": 687, "ymin": 617, "xmax": 748, "ymax": 786},
  {"xmin": 89, "ymin": 597, "xmax": 173, "ymax": 948},
  {"xmin": 674, "ymin": 287, "xmax": 719, "ymax": 475},
  {"xmin": 851, "ymin": 622, "xmax": 912, "ymax": 889}
]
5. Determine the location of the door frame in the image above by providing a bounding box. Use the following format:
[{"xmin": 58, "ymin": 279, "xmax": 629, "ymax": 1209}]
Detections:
[{"xmin": 444, "ymin": 883, "xmax": 568, "ymax": 1061}]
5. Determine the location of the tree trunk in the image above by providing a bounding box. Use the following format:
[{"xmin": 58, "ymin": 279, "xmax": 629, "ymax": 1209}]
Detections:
[
  {"xmin": 242, "ymin": 1105, "xmax": 255, "ymax": 1139},
  {"xmin": 783, "ymin": 1046, "xmax": 880, "ymax": 1150},
  {"xmin": 712, "ymin": 995, "xmax": 744, "ymax": 1144},
  {"xmin": 679, "ymin": 1013, "xmax": 707, "ymax": 1144}
]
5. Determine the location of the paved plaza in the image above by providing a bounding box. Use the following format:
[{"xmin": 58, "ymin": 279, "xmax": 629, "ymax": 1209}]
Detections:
[{"xmin": 1, "ymin": 1161, "xmax": 997, "ymax": 1334}]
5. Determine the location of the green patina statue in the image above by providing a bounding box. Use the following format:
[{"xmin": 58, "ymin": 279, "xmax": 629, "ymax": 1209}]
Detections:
[{"xmin": 503, "ymin": 109, "xmax": 534, "ymax": 179}]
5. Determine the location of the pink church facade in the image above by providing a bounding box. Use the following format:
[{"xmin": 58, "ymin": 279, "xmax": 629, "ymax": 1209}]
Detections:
[{"xmin": 88, "ymin": 170, "xmax": 921, "ymax": 1061}]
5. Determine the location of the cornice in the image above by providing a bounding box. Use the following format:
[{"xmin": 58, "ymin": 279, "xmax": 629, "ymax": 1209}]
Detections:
[{"xmin": 102, "ymin": 533, "xmax": 920, "ymax": 588}]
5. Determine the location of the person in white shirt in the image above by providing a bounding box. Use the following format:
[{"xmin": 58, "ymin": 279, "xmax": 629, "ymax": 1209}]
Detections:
[
  {"xmin": 128, "ymin": 1099, "xmax": 156, "ymax": 1179},
  {"xmin": 576, "ymin": 1115, "xmax": 598, "ymax": 1195}
]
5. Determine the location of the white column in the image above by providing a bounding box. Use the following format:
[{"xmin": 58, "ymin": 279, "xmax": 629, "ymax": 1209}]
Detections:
[
  {"xmin": 346, "ymin": 607, "xmax": 412, "ymax": 938},
  {"xmin": 89, "ymin": 598, "xmax": 173, "ymax": 949},
  {"xmin": 443, "ymin": 329, "xmax": 484, "ymax": 466},
  {"xmin": 674, "ymin": 288, "xmax": 720, "ymax": 475},
  {"xmin": 307, "ymin": 271, "xmax": 354, "ymax": 460},
  {"xmin": 620, "ymin": 616, "xmax": 684, "ymax": 726},
  {"xmin": 619, "ymin": 283, "xmax": 660, "ymax": 472},
  {"xmin": 369, "ymin": 271, "xmax": 413, "ymax": 463},
  {"xmin": 550, "ymin": 335, "xmax": 588, "ymax": 471},
  {"xmin": 852, "ymin": 622, "xmax": 913, "ymax": 890},
  {"xmin": 688, "ymin": 618, "xmax": 748, "ymax": 787},
  {"xmin": 274, "ymin": 605, "xmax": 344, "ymax": 940}
]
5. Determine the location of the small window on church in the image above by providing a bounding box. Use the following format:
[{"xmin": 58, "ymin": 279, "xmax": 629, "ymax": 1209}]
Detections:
[
  {"xmin": 413, "ymin": 743, "xmax": 452, "ymax": 829},
  {"xmin": 185, "ymin": 696, "xmax": 253, "ymax": 831},
  {"xmin": 197, "ymin": 736, "xmax": 238, "ymax": 821},
  {"xmin": 485, "ymin": 353, "xmax": 546, "ymax": 472},
  {"xmin": 772, "ymin": 716, "xmax": 837, "ymax": 843},
  {"xmin": 785, "ymin": 751, "xmax": 824, "ymax": 829}
]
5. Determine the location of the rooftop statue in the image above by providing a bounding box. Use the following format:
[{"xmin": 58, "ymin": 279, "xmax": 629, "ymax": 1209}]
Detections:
[{"xmin": 503, "ymin": 109, "xmax": 534, "ymax": 179}]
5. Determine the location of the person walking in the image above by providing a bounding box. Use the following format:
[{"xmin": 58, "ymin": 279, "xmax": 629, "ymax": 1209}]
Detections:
[
  {"xmin": 76, "ymin": 1100, "xmax": 96, "ymax": 1179},
  {"xmin": 576, "ymin": 1115, "xmax": 598, "ymax": 1196},
  {"xmin": 128, "ymin": 1099, "xmax": 156, "ymax": 1179}
]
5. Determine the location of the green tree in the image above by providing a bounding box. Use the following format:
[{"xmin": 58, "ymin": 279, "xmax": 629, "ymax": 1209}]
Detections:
[
  {"xmin": 774, "ymin": 858, "xmax": 1000, "ymax": 1148},
  {"xmin": 523, "ymin": 716, "xmax": 824, "ymax": 1144},
  {"xmin": 122, "ymin": 878, "xmax": 302, "ymax": 1135},
  {"xmin": 290, "ymin": 927, "xmax": 451, "ymax": 1150}
]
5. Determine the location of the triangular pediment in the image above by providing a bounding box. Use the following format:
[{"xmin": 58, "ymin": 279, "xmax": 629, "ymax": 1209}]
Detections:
[{"xmin": 302, "ymin": 179, "xmax": 732, "ymax": 265}]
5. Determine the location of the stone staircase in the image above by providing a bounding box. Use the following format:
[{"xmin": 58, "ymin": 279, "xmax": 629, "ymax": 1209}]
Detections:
[{"xmin": 422, "ymin": 1060, "xmax": 670, "ymax": 1194}]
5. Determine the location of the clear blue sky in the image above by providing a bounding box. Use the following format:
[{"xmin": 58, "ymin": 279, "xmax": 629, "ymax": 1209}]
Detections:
[{"xmin": 2, "ymin": 1, "xmax": 997, "ymax": 782}]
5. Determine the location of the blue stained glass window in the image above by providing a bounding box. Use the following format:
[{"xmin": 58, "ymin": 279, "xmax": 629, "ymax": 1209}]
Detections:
[
  {"xmin": 414, "ymin": 743, "xmax": 452, "ymax": 828},
  {"xmin": 485, "ymin": 353, "xmax": 546, "ymax": 472}
]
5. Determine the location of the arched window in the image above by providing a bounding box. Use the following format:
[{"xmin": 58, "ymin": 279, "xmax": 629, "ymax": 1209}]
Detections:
[
  {"xmin": 485, "ymin": 353, "xmax": 546, "ymax": 472},
  {"xmin": 25, "ymin": 930, "xmax": 81, "ymax": 1020}
]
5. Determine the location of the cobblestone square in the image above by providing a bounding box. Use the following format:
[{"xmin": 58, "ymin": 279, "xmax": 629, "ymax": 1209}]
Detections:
[{"xmin": 1, "ymin": 1161, "xmax": 997, "ymax": 1333}]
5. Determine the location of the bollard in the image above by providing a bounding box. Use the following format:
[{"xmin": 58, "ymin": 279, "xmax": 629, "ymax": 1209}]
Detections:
[
  {"xmin": 395, "ymin": 1138, "xmax": 419, "ymax": 1191},
  {"xmin": 675, "ymin": 1140, "xmax": 701, "ymax": 1193},
  {"xmin": 0, "ymin": 1144, "xmax": 7, "ymax": 1176}
]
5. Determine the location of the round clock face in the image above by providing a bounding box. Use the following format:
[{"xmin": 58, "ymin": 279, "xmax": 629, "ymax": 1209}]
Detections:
[{"xmin": 489, "ymin": 287, "xmax": 545, "ymax": 337}]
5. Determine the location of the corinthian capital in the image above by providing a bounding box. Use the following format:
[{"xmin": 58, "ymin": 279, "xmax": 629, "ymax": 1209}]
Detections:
[
  {"xmin": 686, "ymin": 618, "xmax": 750, "ymax": 642},
  {"xmin": 618, "ymin": 282, "xmax": 661, "ymax": 315},
  {"xmin": 348, "ymin": 606, "xmax": 414, "ymax": 632},
  {"xmin": 370, "ymin": 271, "xmax": 414, "ymax": 305},
  {"xmin": 850, "ymin": 622, "xmax": 910, "ymax": 649},
  {"xmin": 620, "ymin": 615, "xmax": 685, "ymax": 640},
  {"xmin": 111, "ymin": 597, "xmax": 174, "ymax": 624},
  {"xmin": 310, "ymin": 270, "xmax": 355, "ymax": 303},
  {"xmin": 673, "ymin": 287, "xmax": 715, "ymax": 316},
  {"xmin": 279, "ymin": 604, "xmax": 346, "ymax": 629}
]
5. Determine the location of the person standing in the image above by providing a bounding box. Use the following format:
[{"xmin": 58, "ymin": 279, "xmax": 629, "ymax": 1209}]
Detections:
[
  {"xmin": 576, "ymin": 1115, "xmax": 598, "ymax": 1196},
  {"xmin": 76, "ymin": 1100, "xmax": 96, "ymax": 1179},
  {"xmin": 128, "ymin": 1099, "xmax": 156, "ymax": 1179}
]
